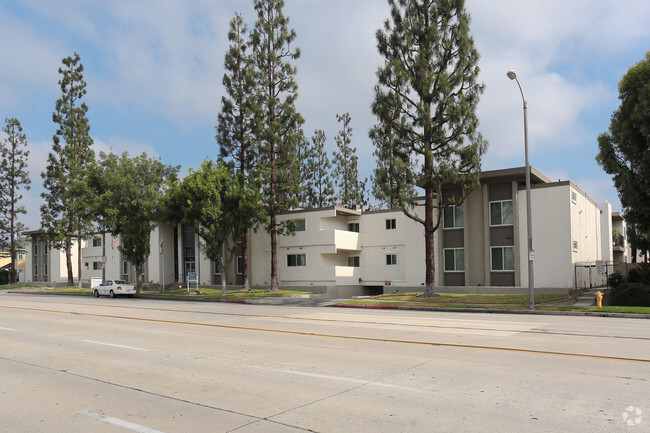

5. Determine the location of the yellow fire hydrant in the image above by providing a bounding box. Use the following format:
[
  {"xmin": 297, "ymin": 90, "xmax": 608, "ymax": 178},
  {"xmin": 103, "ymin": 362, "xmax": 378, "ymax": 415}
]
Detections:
[{"xmin": 596, "ymin": 291, "xmax": 603, "ymax": 308}]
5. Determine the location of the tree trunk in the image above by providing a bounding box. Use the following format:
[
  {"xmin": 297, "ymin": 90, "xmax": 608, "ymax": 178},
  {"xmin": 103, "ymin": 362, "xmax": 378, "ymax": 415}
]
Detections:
[
  {"xmin": 135, "ymin": 263, "xmax": 143, "ymax": 293},
  {"xmin": 65, "ymin": 238, "xmax": 73, "ymax": 286},
  {"xmin": 220, "ymin": 264, "xmax": 227, "ymax": 296},
  {"xmin": 423, "ymin": 182, "xmax": 436, "ymax": 297}
]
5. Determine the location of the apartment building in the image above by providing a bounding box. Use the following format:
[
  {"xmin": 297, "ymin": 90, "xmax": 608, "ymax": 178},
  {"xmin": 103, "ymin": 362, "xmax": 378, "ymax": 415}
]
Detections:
[
  {"xmin": 23, "ymin": 230, "xmax": 79, "ymax": 284},
  {"xmin": 22, "ymin": 166, "xmax": 617, "ymax": 295}
]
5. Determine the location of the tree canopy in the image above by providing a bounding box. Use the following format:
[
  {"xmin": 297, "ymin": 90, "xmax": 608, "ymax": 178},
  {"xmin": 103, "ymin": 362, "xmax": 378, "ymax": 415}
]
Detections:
[{"xmin": 597, "ymin": 51, "xmax": 650, "ymax": 259}]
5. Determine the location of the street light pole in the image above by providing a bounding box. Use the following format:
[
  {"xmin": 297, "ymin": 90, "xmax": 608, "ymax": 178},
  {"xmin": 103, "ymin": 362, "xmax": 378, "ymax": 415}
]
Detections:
[{"xmin": 507, "ymin": 70, "xmax": 535, "ymax": 310}]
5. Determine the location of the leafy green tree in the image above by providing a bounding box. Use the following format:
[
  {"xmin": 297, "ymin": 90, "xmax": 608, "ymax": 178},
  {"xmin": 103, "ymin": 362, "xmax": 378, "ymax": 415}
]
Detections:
[
  {"xmin": 303, "ymin": 129, "xmax": 334, "ymax": 208},
  {"xmin": 217, "ymin": 12, "xmax": 259, "ymax": 290},
  {"xmin": 250, "ymin": 0, "xmax": 304, "ymax": 291},
  {"xmin": 0, "ymin": 118, "xmax": 31, "ymax": 283},
  {"xmin": 332, "ymin": 113, "xmax": 368, "ymax": 208},
  {"xmin": 96, "ymin": 152, "xmax": 179, "ymax": 291},
  {"xmin": 165, "ymin": 159, "xmax": 265, "ymax": 295},
  {"xmin": 371, "ymin": 0, "xmax": 487, "ymax": 296},
  {"xmin": 41, "ymin": 53, "xmax": 95, "ymax": 287},
  {"xmin": 597, "ymin": 51, "xmax": 650, "ymax": 261}
]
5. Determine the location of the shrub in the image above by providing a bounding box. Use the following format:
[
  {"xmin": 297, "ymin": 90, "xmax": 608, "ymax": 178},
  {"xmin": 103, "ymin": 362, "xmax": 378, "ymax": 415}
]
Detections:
[
  {"xmin": 627, "ymin": 263, "xmax": 650, "ymax": 284},
  {"xmin": 607, "ymin": 272, "xmax": 625, "ymax": 289},
  {"xmin": 609, "ymin": 282, "xmax": 650, "ymax": 307}
]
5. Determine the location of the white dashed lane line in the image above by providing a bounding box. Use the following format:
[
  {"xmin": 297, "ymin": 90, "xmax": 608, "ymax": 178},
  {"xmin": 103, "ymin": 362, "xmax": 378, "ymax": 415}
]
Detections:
[
  {"xmin": 80, "ymin": 411, "xmax": 165, "ymax": 433},
  {"xmin": 80, "ymin": 339, "xmax": 149, "ymax": 351}
]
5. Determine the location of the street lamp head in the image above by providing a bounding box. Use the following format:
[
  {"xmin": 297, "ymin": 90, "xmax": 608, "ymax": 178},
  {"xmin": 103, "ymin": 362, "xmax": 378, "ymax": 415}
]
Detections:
[{"xmin": 507, "ymin": 70, "xmax": 517, "ymax": 80}]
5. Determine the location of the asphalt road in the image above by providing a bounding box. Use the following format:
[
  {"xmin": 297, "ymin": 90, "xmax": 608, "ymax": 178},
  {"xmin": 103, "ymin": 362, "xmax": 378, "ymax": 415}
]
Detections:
[{"xmin": 0, "ymin": 292, "xmax": 648, "ymax": 432}]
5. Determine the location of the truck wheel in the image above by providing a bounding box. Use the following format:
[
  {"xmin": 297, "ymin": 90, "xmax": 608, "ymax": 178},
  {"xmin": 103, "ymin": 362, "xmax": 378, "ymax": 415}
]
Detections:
[{"xmin": 109, "ymin": 290, "xmax": 116, "ymax": 298}]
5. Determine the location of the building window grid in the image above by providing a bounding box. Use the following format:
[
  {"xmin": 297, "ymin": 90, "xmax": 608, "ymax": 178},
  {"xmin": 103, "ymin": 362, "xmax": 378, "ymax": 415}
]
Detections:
[
  {"xmin": 93, "ymin": 262, "xmax": 102, "ymax": 271},
  {"xmin": 93, "ymin": 237, "xmax": 102, "ymax": 247},
  {"xmin": 491, "ymin": 246, "xmax": 515, "ymax": 271},
  {"xmin": 287, "ymin": 254, "xmax": 306, "ymax": 267},
  {"xmin": 385, "ymin": 219, "xmax": 396, "ymax": 230},
  {"xmin": 490, "ymin": 200, "xmax": 514, "ymax": 226},
  {"xmin": 443, "ymin": 205, "xmax": 464, "ymax": 229},
  {"xmin": 347, "ymin": 256, "xmax": 360, "ymax": 267},
  {"xmin": 386, "ymin": 254, "xmax": 397, "ymax": 266},
  {"xmin": 444, "ymin": 248, "xmax": 465, "ymax": 272},
  {"xmin": 348, "ymin": 222, "xmax": 359, "ymax": 233}
]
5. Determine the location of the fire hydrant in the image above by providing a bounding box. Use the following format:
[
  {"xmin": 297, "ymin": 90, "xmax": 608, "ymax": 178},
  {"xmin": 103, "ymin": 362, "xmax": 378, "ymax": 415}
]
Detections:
[{"xmin": 595, "ymin": 291, "xmax": 603, "ymax": 308}]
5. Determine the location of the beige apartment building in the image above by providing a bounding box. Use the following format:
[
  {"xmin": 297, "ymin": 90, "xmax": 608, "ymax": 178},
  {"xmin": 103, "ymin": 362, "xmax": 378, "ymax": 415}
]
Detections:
[{"xmin": 23, "ymin": 166, "xmax": 617, "ymax": 295}]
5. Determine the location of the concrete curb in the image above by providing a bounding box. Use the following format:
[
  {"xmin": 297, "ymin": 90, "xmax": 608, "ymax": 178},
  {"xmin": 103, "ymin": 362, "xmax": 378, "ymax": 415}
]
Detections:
[{"xmin": 331, "ymin": 303, "xmax": 650, "ymax": 319}]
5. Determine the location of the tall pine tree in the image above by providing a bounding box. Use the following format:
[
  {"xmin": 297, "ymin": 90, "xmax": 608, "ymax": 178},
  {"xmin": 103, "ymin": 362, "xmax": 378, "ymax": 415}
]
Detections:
[
  {"xmin": 332, "ymin": 112, "xmax": 367, "ymax": 208},
  {"xmin": 0, "ymin": 118, "xmax": 31, "ymax": 284},
  {"xmin": 372, "ymin": 0, "xmax": 487, "ymax": 296},
  {"xmin": 304, "ymin": 129, "xmax": 334, "ymax": 208},
  {"xmin": 41, "ymin": 53, "xmax": 96, "ymax": 287},
  {"xmin": 217, "ymin": 12, "xmax": 259, "ymax": 290},
  {"xmin": 250, "ymin": 0, "xmax": 304, "ymax": 291}
]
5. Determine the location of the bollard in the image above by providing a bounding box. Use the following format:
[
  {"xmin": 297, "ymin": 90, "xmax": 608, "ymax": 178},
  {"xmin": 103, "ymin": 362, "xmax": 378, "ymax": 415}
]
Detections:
[{"xmin": 596, "ymin": 291, "xmax": 603, "ymax": 308}]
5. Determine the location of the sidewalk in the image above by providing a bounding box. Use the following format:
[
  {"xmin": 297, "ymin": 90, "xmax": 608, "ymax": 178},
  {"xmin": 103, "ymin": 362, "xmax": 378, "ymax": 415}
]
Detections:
[{"xmin": 572, "ymin": 288, "xmax": 603, "ymax": 307}]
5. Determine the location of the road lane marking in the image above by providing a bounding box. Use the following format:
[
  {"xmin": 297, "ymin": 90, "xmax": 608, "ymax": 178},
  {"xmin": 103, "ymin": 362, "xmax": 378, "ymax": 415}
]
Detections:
[
  {"xmin": 0, "ymin": 327, "xmax": 14, "ymax": 331},
  {"xmin": 80, "ymin": 411, "xmax": 164, "ymax": 433},
  {"xmin": 262, "ymin": 367, "xmax": 418, "ymax": 391},
  {"xmin": 81, "ymin": 340, "xmax": 149, "ymax": 351},
  {"xmin": 2, "ymin": 304, "xmax": 648, "ymax": 364}
]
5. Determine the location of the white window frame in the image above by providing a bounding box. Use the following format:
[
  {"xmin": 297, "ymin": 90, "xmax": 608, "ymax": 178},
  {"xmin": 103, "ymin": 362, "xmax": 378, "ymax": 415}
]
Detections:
[
  {"xmin": 34, "ymin": 243, "xmax": 38, "ymax": 256},
  {"xmin": 33, "ymin": 264, "xmax": 38, "ymax": 276},
  {"xmin": 287, "ymin": 254, "xmax": 306, "ymax": 267},
  {"xmin": 489, "ymin": 200, "xmax": 514, "ymax": 227},
  {"xmin": 93, "ymin": 237, "xmax": 102, "ymax": 247},
  {"xmin": 44, "ymin": 263, "xmax": 48, "ymax": 276},
  {"xmin": 214, "ymin": 262, "xmax": 221, "ymax": 275},
  {"xmin": 236, "ymin": 256, "xmax": 243, "ymax": 275},
  {"xmin": 386, "ymin": 254, "xmax": 398, "ymax": 266},
  {"xmin": 93, "ymin": 261, "xmax": 102, "ymax": 271},
  {"xmin": 122, "ymin": 261, "xmax": 129, "ymax": 276},
  {"xmin": 348, "ymin": 222, "xmax": 359, "ymax": 233},
  {"xmin": 347, "ymin": 256, "xmax": 360, "ymax": 267},
  {"xmin": 490, "ymin": 246, "xmax": 515, "ymax": 272},
  {"xmin": 295, "ymin": 219, "xmax": 306, "ymax": 232},
  {"xmin": 573, "ymin": 239, "xmax": 578, "ymax": 252},
  {"xmin": 385, "ymin": 219, "xmax": 396, "ymax": 230},
  {"xmin": 443, "ymin": 205, "xmax": 464, "ymax": 229},
  {"xmin": 444, "ymin": 248, "xmax": 465, "ymax": 272}
]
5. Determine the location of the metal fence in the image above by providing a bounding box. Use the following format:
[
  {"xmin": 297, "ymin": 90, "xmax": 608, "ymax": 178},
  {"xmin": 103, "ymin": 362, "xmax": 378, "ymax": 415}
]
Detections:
[{"xmin": 574, "ymin": 261, "xmax": 641, "ymax": 290}]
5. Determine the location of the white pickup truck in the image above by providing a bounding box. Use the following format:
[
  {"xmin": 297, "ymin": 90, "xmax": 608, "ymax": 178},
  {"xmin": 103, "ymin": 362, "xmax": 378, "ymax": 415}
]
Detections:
[{"xmin": 93, "ymin": 280, "xmax": 136, "ymax": 298}]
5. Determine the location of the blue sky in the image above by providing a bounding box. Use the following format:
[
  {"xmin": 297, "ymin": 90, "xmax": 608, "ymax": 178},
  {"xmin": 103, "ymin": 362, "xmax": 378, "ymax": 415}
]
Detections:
[{"xmin": 2, "ymin": 0, "xmax": 649, "ymax": 231}]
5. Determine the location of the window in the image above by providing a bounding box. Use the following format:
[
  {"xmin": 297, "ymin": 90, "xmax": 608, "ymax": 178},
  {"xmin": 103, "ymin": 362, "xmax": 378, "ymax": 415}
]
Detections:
[
  {"xmin": 385, "ymin": 219, "xmax": 396, "ymax": 230},
  {"xmin": 571, "ymin": 191, "xmax": 577, "ymax": 203},
  {"xmin": 490, "ymin": 200, "xmax": 514, "ymax": 226},
  {"xmin": 444, "ymin": 248, "xmax": 465, "ymax": 272},
  {"xmin": 34, "ymin": 243, "xmax": 38, "ymax": 255},
  {"xmin": 573, "ymin": 240, "xmax": 578, "ymax": 252},
  {"xmin": 295, "ymin": 219, "xmax": 306, "ymax": 232},
  {"xmin": 443, "ymin": 205, "xmax": 464, "ymax": 229},
  {"xmin": 16, "ymin": 251, "xmax": 23, "ymax": 260},
  {"xmin": 491, "ymin": 246, "xmax": 515, "ymax": 271},
  {"xmin": 214, "ymin": 262, "xmax": 221, "ymax": 275},
  {"xmin": 123, "ymin": 261, "xmax": 129, "ymax": 276},
  {"xmin": 386, "ymin": 254, "xmax": 397, "ymax": 266},
  {"xmin": 93, "ymin": 262, "xmax": 102, "ymax": 271},
  {"xmin": 93, "ymin": 237, "xmax": 102, "ymax": 247},
  {"xmin": 347, "ymin": 256, "xmax": 360, "ymax": 267},
  {"xmin": 348, "ymin": 222, "xmax": 359, "ymax": 233},
  {"xmin": 237, "ymin": 256, "xmax": 243, "ymax": 275},
  {"xmin": 43, "ymin": 243, "xmax": 48, "ymax": 255},
  {"xmin": 287, "ymin": 254, "xmax": 306, "ymax": 267},
  {"xmin": 34, "ymin": 264, "xmax": 38, "ymax": 276},
  {"xmin": 44, "ymin": 263, "xmax": 48, "ymax": 276}
]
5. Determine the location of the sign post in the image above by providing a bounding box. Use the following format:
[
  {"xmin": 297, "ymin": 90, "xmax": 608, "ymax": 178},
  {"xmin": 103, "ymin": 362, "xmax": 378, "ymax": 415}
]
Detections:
[{"xmin": 187, "ymin": 272, "xmax": 198, "ymax": 293}]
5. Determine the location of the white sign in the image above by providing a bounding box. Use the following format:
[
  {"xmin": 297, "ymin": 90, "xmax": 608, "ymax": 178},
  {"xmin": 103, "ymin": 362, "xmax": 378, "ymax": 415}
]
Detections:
[{"xmin": 528, "ymin": 250, "xmax": 535, "ymax": 261}]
